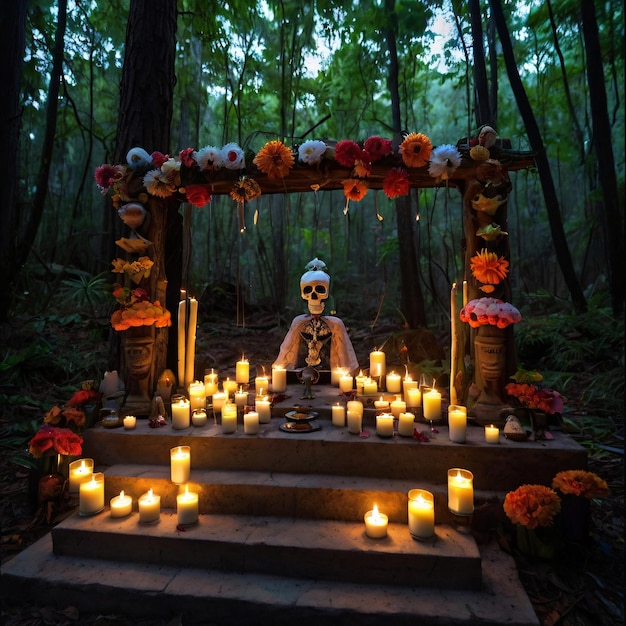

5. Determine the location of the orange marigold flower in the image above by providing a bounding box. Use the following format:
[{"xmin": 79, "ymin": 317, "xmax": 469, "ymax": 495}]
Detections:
[
  {"xmin": 342, "ymin": 178, "xmax": 369, "ymax": 201},
  {"xmin": 400, "ymin": 133, "xmax": 432, "ymax": 168},
  {"xmin": 44, "ymin": 406, "xmax": 63, "ymax": 425},
  {"xmin": 230, "ymin": 177, "xmax": 262, "ymax": 203},
  {"xmin": 503, "ymin": 484, "xmax": 561, "ymax": 529},
  {"xmin": 552, "ymin": 470, "xmax": 609, "ymax": 499},
  {"xmin": 470, "ymin": 248, "xmax": 509, "ymax": 284},
  {"xmin": 383, "ymin": 168, "xmax": 410, "ymax": 198},
  {"xmin": 253, "ymin": 141, "xmax": 295, "ymax": 178}
]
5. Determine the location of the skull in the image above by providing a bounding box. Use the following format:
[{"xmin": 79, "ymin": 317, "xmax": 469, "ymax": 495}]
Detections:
[{"xmin": 300, "ymin": 259, "xmax": 330, "ymax": 316}]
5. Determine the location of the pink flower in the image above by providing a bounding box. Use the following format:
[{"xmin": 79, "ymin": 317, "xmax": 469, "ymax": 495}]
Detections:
[
  {"xmin": 94, "ymin": 164, "xmax": 124, "ymax": 192},
  {"xmin": 151, "ymin": 151, "xmax": 169, "ymax": 168},
  {"xmin": 185, "ymin": 184, "xmax": 212, "ymax": 207}
]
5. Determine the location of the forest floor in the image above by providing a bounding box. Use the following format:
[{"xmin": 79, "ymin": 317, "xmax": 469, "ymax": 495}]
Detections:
[{"xmin": 0, "ymin": 313, "xmax": 624, "ymax": 625}]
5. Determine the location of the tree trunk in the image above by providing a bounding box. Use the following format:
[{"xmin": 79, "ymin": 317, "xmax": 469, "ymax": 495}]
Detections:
[
  {"xmin": 489, "ymin": 0, "xmax": 587, "ymax": 313},
  {"xmin": 580, "ymin": 0, "xmax": 624, "ymax": 315},
  {"xmin": 0, "ymin": 0, "xmax": 27, "ymax": 322},
  {"xmin": 469, "ymin": 0, "xmax": 493, "ymax": 127}
]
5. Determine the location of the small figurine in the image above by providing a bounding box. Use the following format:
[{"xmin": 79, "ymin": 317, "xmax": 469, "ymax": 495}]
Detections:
[{"xmin": 149, "ymin": 393, "xmax": 167, "ymax": 428}]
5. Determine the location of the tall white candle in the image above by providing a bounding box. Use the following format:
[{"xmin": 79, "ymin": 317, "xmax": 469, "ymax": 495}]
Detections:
[
  {"xmin": 422, "ymin": 388, "xmax": 442, "ymax": 421},
  {"xmin": 177, "ymin": 291, "xmax": 186, "ymax": 389},
  {"xmin": 331, "ymin": 403, "xmax": 346, "ymax": 427},
  {"xmin": 177, "ymin": 485, "xmax": 198, "ymax": 526},
  {"xmin": 408, "ymin": 489, "xmax": 435, "ymax": 539},
  {"xmin": 171, "ymin": 397, "xmax": 190, "ymax": 430},
  {"xmin": 450, "ymin": 282, "xmax": 458, "ymax": 405},
  {"xmin": 110, "ymin": 490, "xmax": 133, "ymax": 518},
  {"xmin": 376, "ymin": 413, "xmax": 394, "ymax": 437},
  {"xmin": 271, "ymin": 365, "xmax": 287, "ymax": 393},
  {"xmin": 138, "ymin": 489, "xmax": 160, "ymax": 523},
  {"xmin": 397, "ymin": 412, "xmax": 415, "ymax": 437},
  {"xmin": 184, "ymin": 297, "xmax": 198, "ymax": 390},
  {"xmin": 255, "ymin": 396, "xmax": 271, "ymax": 423},
  {"xmin": 221, "ymin": 402, "xmax": 238, "ymax": 433},
  {"xmin": 188, "ymin": 380, "xmax": 206, "ymax": 411},
  {"xmin": 236, "ymin": 357, "xmax": 249, "ymax": 384},
  {"xmin": 204, "ymin": 369, "xmax": 218, "ymax": 397},
  {"xmin": 364, "ymin": 505, "xmax": 388, "ymax": 538},
  {"xmin": 447, "ymin": 468, "xmax": 474, "ymax": 516},
  {"xmin": 386, "ymin": 371, "xmax": 402, "ymax": 394},
  {"xmin": 254, "ymin": 375, "xmax": 269, "ymax": 395},
  {"xmin": 69, "ymin": 458, "xmax": 94, "ymax": 493},
  {"xmin": 170, "ymin": 446, "xmax": 191, "ymax": 484},
  {"xmin": 369, "ymin": 350, "xmax": 386, "ymax": 382},
  {"xmin": 347, "ymin": 409, "xmax": 362, "ymax": 434},
  {"xmin": 447, "ymin": 405, "xmax": 467, "ymax": 443},
  {"xmin": 79, "ymin": 472, "xmax": 104, "ymax": 516}
]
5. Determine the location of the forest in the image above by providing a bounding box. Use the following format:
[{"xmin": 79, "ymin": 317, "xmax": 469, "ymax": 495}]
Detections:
[{"xmin": 0, "ymin": 1, "xmax": 624, "ymax": 622}]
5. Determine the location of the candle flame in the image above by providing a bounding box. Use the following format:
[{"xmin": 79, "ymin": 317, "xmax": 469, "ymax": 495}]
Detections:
[
  {"xmin": 148, "ymin": 489, "xmax": 153, "ymax": 498},
  {"xmin": 120, "ymin": 490, "xmax": 125, "ymax": 498},
  {"xmin": 372, "ymin": 504, "xmax": 380, "ymax": 519}
]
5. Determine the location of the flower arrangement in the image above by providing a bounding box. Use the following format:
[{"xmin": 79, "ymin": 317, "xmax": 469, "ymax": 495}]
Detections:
[
  {"xmin": 459, "ymin": 297, "xmax": 522, "ymax": 328},
  {"xmin": 552, "ymin": 470, "xmax": 609, "ymax": 499},
  {"xmin": 503, "ymin": 484, "xmax": 561, "ymax": 529},
  {"xmin": 504, "ymin": 382, "xmax": 564, "ymax": 415}
]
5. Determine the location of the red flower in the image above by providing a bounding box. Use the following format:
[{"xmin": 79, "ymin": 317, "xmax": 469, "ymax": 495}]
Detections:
[
  {"xmin": 383, "ymin": 168, "xmax": 410, "ymax": 198},
  {"xmin": 29, "ymin": 425, "xmax": 83, "ymax": 458},
  {"xmin": 66, "ymin": 389, "xmax": 102, "ymax": 408},
  {"xmin": 185, "ymin": 184, "xmax": 212, "ymax": 207},
  {"xmin": 334, "ymin": 140, "xmax": 362, "ymax": 167},
  {"xmin": 179, "ymin": 147, "xmax": 196, "ymax": 168},
  {"xmin": 342, "ymin": 178, "xmax": 369, "ymax": 201},
  {"xmin": 364, "ymin": 136, "xmax": 392, "ymax": 161},
  {"xmin": 150, "ymin": 151, "xmax": 169, "ymax": 168},
  {"xmin": 94, "ymin": 164, "xmax": 124, "ymax": 191}
]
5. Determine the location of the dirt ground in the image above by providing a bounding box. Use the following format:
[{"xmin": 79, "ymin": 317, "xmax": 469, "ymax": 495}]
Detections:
[{"xmin": 1, "ymin": 315, "xmax": 624, "ymax": 625}]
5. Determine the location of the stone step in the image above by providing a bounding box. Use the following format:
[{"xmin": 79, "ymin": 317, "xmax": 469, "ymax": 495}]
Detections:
[
  {"xmin": 1, "ymin": 531, "xmax": 539, "ymax": 626},
  {"xmin": 51, "ymin": 510, "xmax": 482, "ymax": 590},
  {"xmin": 99, "ymin": 463, "xmax": 497, "ymax": 524}
]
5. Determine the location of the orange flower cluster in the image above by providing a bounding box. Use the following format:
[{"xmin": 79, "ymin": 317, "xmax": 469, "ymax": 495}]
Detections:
[
  {"xmin": 400, "ymin": 133, "xmax": 433, "ymax": 168},
  {"xmin": 110, "ymin": 300, "xmax": 172, "ymax": 331},
  {"xmin": 44, "ymin": 405, "xmax": 87, "ymax": 430},
  {"xmin": 29, "ymin": 424, "xmax": 83, "ymax": 458},
  {"xmin": 469, "ymin": 248, "xmax": 509, "ymax": 293},
  {"xmin": 252, "ymin": 140, "xmax": 295, "ymax": 178},
  {"xmin": 552, "ymin": 470, "xmax": 609, "ymax": 499},
  {"xmin": 504, "ymin": 382, "xmax": 564, "ymax": 415},
  {"xmin": 503, "ymin": 484, "xmax": 561, "ymax": 529}
]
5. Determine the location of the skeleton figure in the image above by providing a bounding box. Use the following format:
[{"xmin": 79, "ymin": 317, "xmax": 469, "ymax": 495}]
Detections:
[{"xmin": 274, "ymin": 258, "xmax": 359, "ymax": 374}]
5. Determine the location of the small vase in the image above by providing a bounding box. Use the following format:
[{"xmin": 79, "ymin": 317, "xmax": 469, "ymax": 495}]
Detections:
[
  {"xmin": 530, "ymin": 410, "xmax": 548, "ymax": 440},
  {"xmin": 36, "ymin": 453, "xmax": 72, "ymax": 503},
  {"xmin": 556, "ymin": 494, "xmax": 591, "ymax": 543},
  {"xmin": 515, "ymin": 524, "xmax": 557, "ymax": 561}
]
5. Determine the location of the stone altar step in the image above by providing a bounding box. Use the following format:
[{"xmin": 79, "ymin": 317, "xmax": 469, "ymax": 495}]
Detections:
[
  {"xmin": 50, "ymin": 511, "xmax": 482, "ymax": 590},
  {"xmin": 1, "ymin": 530, "xmax": 539, "ymax": 626}
]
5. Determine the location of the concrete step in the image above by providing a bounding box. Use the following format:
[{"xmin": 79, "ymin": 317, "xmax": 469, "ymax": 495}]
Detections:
[
  {"xmin": 2, "ymin": 531, "xmax": 539, "ymax": 626},
  {"xmin": 51, "ymin": 510, "xmax": 482, "ymax": 590}
]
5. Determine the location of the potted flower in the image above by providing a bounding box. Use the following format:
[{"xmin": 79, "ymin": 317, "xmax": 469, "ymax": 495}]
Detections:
[{"xmin": 503, "ymin": 484, "xmax": 562, "ymax": 560}]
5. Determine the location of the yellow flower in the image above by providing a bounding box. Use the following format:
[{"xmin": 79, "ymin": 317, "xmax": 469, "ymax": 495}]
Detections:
[
  {"xmin": 400, "ymin": 133, "xmax": 432, "ymax": 168},
  {"xmin": 253, "ymin": 141, "xmax": 295, "ymax": 178},
  {"xmin": 470, "ymin": 248, "xmax": 509, "ymax": 285}
]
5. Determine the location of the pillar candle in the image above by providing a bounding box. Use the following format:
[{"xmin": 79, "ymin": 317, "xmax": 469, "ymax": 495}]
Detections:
[
  {"xmin": 110, "ymin": 490, "xmax": 133, "ymax": 518},
  {"xmin": 390, "ymin": 396, "xmax": 406, "ymax": 418},
  {"xmin": 347, "ymin": 409, "xmax": 362, "ymax": 435},
  {"xmin": 236, "ymin": 357, "xmax": 249, "ymax": 384},
  {"xmin": 331, "ymin": 403, "xmax": 345, "ymax": 427},
  {"xmin": 339, "ymin": 373, "xmax": 354, "ymax": 393},
  {"xmin": 447, "ymin": 468, "xmax": 474, "ymax": 516},
  {"xmin": 405, "ymin": 386, "xmax": 421, "ymax": 409},
  {"xmin": 170, "ymin": 446, "xmax": 191, "ymax": 484},
  {"xmin": 177, "ymin": 485, "xmax": 199, "ymax": 526},
  {"xmin": 402, "ymin": 377, "xmax": 418, "ymax": 398},
  {"xmin": 386, "ymin": 371, "xmax": 402, "ymax": 394},
  {"xmin": 331, "ymin": 368, "xmax": 345, "ymax": 386},
  {"xmin": 369, "ymin": 350, "xmax": 386, "ymax": 382},
  {"xmin": 254, "ymin": 375, "xmax": 269, "ymax": 395},
  {"xmin": 184, "ymin": 296, "xmax": 198, "ymax": 390},
  {"xmin": 123, "ymin": 415, "xmax": 136, "ymax": 430},
  {"xmin": 212, "ymin": 391, "xmax": 227, "ymax": 414},
  {"xmin": 374, "ymin": 396, "xmax": 390, "ymax": 411},
  {"xmin": 362, "ymin": 377, "xmax": 378, "ymax": 395},
  {"xmin": 204, "ymin": 370, "xmax": 219, "ymax": 397},
  {"xmin": 422, "ymin": 388, "xmax": 442, "ymax": 421},
  {"xmin": 191, "ymin": 408, "xmax": 207, "ymax": 426},
  {"xmin": 221, "ymin": 402, "xmax": 238, "ymax": 433},
  {"xmin": 69, "ymin": 458, "xmax": 93, "ymax": 493},
  {"xmin": 376, "ymin": 413, "xmax": 394, "ymax": 437},
  {"xmin": 364, "ymin": 505, "xmax": 388, "ymax": 538},
  {"xmin": 171, "ymin": 397, "xmax": 190, "ymax": 430},
  {"xmin": 177, "ymin": 292, "xmax": 186, "ymax": 390},
  {"xmin": 408, "ymin": 489, "xmax": 435, "ymax": 539},
  {"xmin": 79, "ymin": 472, "xmax": 104, "ymax": 516},
  {"xmin": 271, "ymin": 365, "xmax": 287, "ymax": 393},
  {"xmin": 188, "ymin": 380, "xmax": 206, "ymax": 411},
  {"xmin": 447, "ymin": 405, "xmax": 467, "ymax": 443},
  {"xmin": 244, "ymin": 411, "xmax": 259, "ymax": 434},
  {"xmin": 485, "ymin": 424, "xmax": 500, "ymax": 444},
  {"xmin": 222, "ymin": 378, "xmax": 238, "ymax": 398},
  {"xmin": 138, "ymin": 489, "xmax": 160, "ymax": 523},
  {"xmin": 235, "ymin": 388, "xmax": 248, "ymax": 408},
  {"xmin": 398, "ymin": 412, "xmax": 415, "ymax": 437},
  {"xmin": 354, "ymin": 371, "xmax": 367, "ymax": 394},
  {"xmin": 255, "ymin": 396, "xmax": 271, "ymax": 423}
]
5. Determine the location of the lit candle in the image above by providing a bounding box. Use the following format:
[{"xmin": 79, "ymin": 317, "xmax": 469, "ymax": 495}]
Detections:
[
  {"xmin": 462, "ymin": 280, "xmax": 468, "ymax": 306},
  {"xmin": 176, "ymin": 485, "xmax": 198, "ymax": 526},
  {"xmin": 485, "ymin": 424, "xmax": 500, "ymax": 444},
  {"xmin": 123, "ymin": 415, "xmax": 136, "ymax": 430},
  {"xmin": 234, "ymin": 387, "xmax": 248, "ymax": 408},
  {"xmin": 243, "ymin": 410, "xmax": 259, "ymax": 434},
  {"xmin": 386, "ymin": 371, "xmax": 402, "ymax": 394},
  {"xmin": 184, "ymin": 296, "xmax": 198, "ymax": 390},
  {"xmin": 271, "ymin": 365, "xmax": 287, "ymax": 393},
  {"xmin": 346, "ymin": 401, "xmax": 363, "ymax": 434},
  {"xmin": 171, "ymin": 397, "xmax": 190, "ymax": 430},
  {"xmin": 222, "ymin": 378, "xmax": 238, "ymax": 398},
  {"xmin": 362, "ymin": 377, "xmax": 378, "ymax": 395},
  {"xmin": 79, "ymin": 472, "xmax": 104, "ymax": 516},
  {"xmin": 450, "ymin": 282, "xmax": 458, "ymax": 405},
  {"xmin": 447, "ymin": 405, "xmax": 467, "ymax": 443},
  {"xmin": 177, "ymin": 291, "xmax": 186, "ymax": 391},
  {"xmin": 364, "ymin": 504, "xmax": 388, "ymax": 538},
  {"xmin": 170, "ymin": 445, "xmax": 191, "ymax": 484},
  {"xmin": 405, "ymin": 386, "xmax": 421, "ymax": 409},
  {"xmin": 402, "ymin": 376, "xmax": 418, "ymax": 399},
  {"xmin": 376, "ymin": 413, "xmax": 394, "ymax": 437},
  {"xmin": 354, "ymin": 371, "xmax": 367, "ymax": 394},
  {"xmin": 212, "ymin": 391, "xmax": 227, "ymax": 414},
  {"xmin": 369, "ymin": 350, "xmax": 386, "ymax": 382},
  {"xmin": 447, "ymin": 468, "xmax": 474, "ymax": 516},
  {"xmin": 331, "ymin": 403, "xmax": 345, "ymax": 427},
  {"xmin": 188, "ymin": 380, "xmax": 206, "ymax": 411},
  {"xmin": 191, "ymin": 408, "xmax": 207, "ymax": 427},
  {"xmin": 408, "ymin": 489, "xmax": 435, "ymax": 539},
  {"xmin": 138, "ymin": 489, "xmax": 160, "ymax": 523},
  {"xmin": 339, "ymin": 373, "xmax": 354, "ymax": 393},
  {"xmin": 331, "ymin": 368, "xmax": 345, "ymax": 387},
  {"xmin": 110, "ymin": 490, "xmax": 132, "ymax": 518},
  {"xmin": 255, "ymin": 395, "xmax": 271, "ymax": 423},
  {"xmin": 236, "ymin": 357, "xmax": 249, "ymax": 385},
  {"xmin": 374, "ymin": 396, "xmax": 389, "ymax": 411},
  {"xmin": 397, "ymin": 412, "xmax": 415, "ymax": 437},
  {"xmin": 204, "ymin": 369, "xmax": 219, "ymax": 397},
  {"xmin": 68, "ymin": 458, "xmax": 93, "ymax": 493},
  {"xmin": 221, "ymin": 402, "xmax": 238, "ymax": 433},
  {"xmin": 390, "ymin": 396, "xmax": 406, "ymax": 418},
  {"xmin": 422, "ymin": 388, "xmax": 442, "ymax": 421}
]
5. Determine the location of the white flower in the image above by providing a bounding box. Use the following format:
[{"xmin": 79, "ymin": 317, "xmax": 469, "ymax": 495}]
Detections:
[
  {"xmin": 221, "ymin": 143, "xmax": 245, "ymax": 170},
  {"xmin": 298, "ymin": 140, "xmax": 327, "ymax": 165},
  {"xmin": 143, "ymin": 169, "xmax": 177, "ymax": 198},
  {"xmin": 428, "ymin": 144, "xmax": 462, "ymax": 180},
  {"xmin": 193, "ymin": 145, "xmax": 224, "ymax": 170}
]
